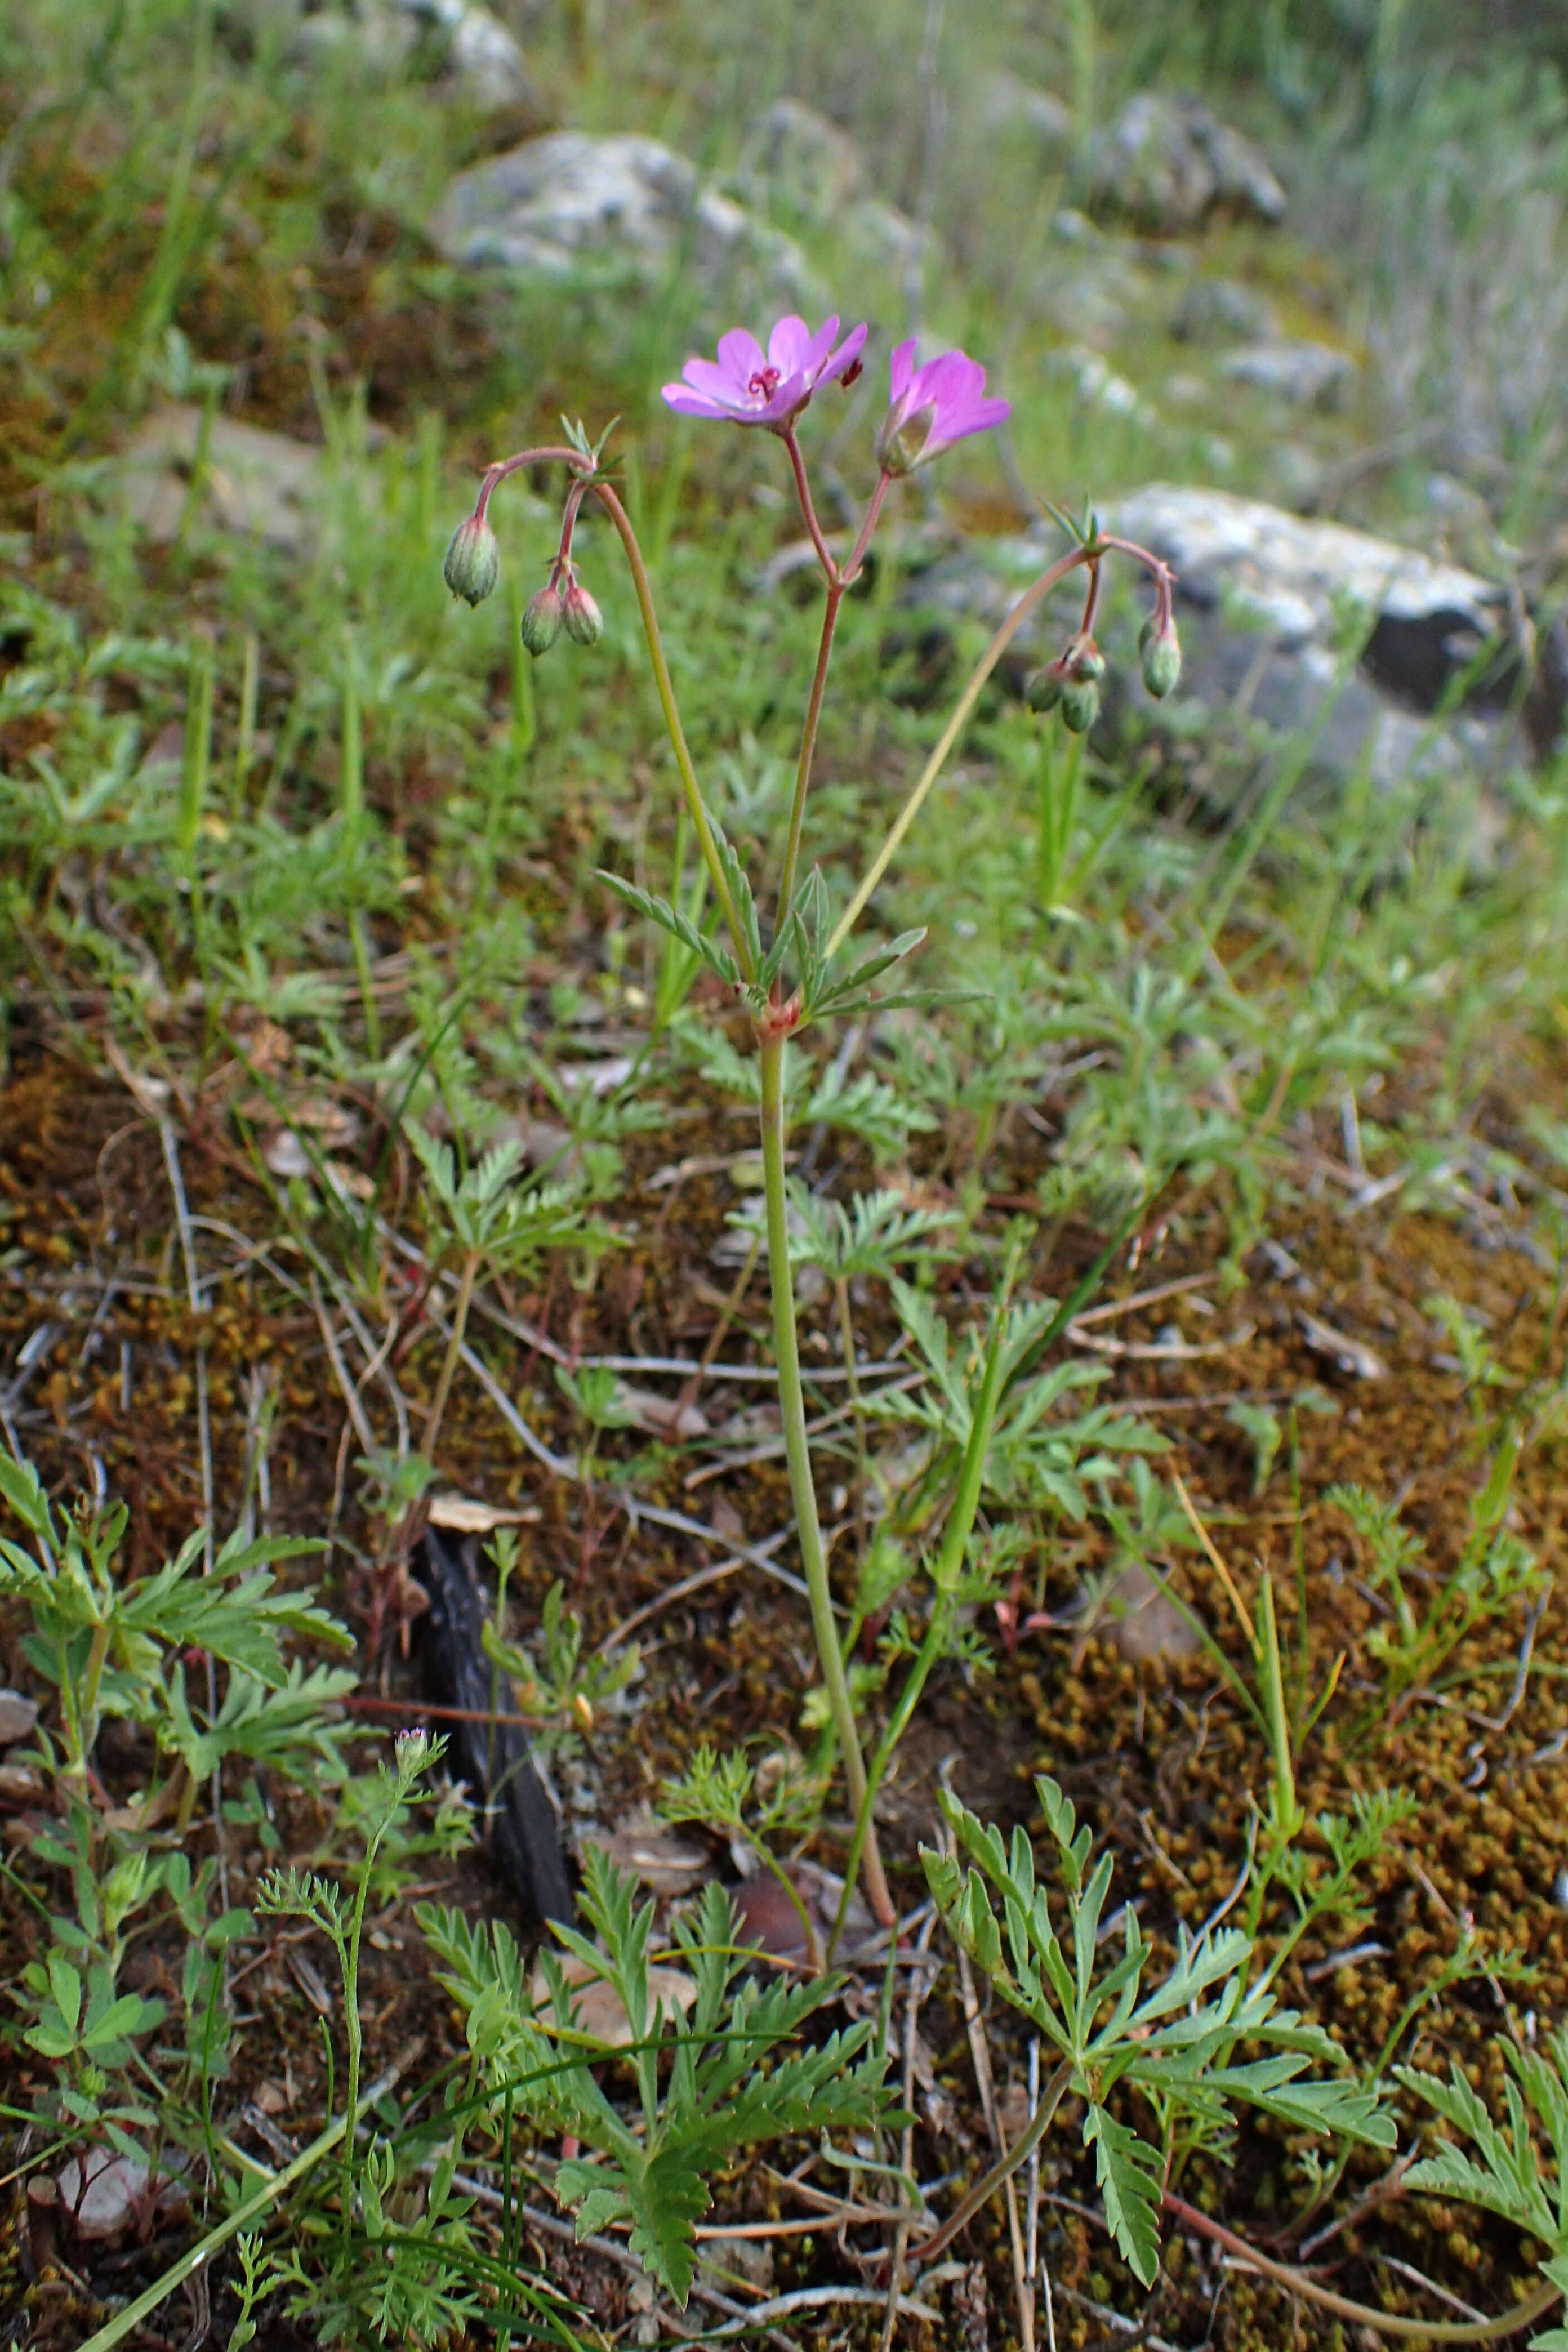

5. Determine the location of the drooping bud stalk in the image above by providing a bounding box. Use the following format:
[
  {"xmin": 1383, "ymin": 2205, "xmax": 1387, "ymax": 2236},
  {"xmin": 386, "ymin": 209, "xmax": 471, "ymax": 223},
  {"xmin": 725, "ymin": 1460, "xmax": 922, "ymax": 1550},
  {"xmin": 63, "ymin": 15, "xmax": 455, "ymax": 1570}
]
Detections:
[
  {"xmin": 1139, "ymin": 608, "xmax": 1182, "ymax": 698},
  {"xmin": 562, "ymin": 573, "xmax": 603, "ymax": 647},
  {"xmin": 520, "ymin": 580, "xmax": 565, "ymax": 657},
  {"xmin": 443, "ymin": 513, "xmax": 500, "ymax": 606}
]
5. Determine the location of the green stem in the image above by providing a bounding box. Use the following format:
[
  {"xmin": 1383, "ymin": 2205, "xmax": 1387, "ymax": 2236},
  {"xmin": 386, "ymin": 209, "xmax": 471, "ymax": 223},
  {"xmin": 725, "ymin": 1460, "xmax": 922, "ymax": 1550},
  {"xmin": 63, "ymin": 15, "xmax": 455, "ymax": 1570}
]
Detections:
[
  {"xmin": 828, "ymin": 1297, "xmax": 1011, "ymax": 1961},
  {"xmin": 421, "ymin": 1248, "xmax": 480, "ymax": 1468},
  {"xmin": 588, "ymin": 480, "xmax": 754, "ymax": 981},
  {"xmin": 911, "ymin": 2060, "xmax": 1073, "ymax": 2263},
  {"xmin": 758, "ymin": 1032, "xmax": 893, "ymax": 1928},
  {"xmin": 75, "ymin": 2062, "xmax": 407, "ymax": 2352},
  {"xmin": 827, "ymin": 546, "xmax": 1093, "ymax": 961},
  {"xmin": 776, "ymin": 580, "xmax": 843, "ymax": 923}
]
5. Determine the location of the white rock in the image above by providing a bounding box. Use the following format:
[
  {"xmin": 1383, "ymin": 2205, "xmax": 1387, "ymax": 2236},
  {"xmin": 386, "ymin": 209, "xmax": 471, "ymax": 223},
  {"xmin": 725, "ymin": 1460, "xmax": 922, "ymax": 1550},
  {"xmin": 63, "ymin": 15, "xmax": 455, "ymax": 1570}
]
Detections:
[
  {"xmin": 293, "ymin": 0, "xmax": 532, "ymax": 104},
  {"xmin": 907, "ymin": 486, "xmax": 1521, "ymax": 798},
  {"xmin": 443, "ymin": 5, "xmax": 532, "ymax": 106},
  {"xmin": 1102, "ymin": 485, "xmax": 1500, "ymax": 646},
  {"xmin": 430, "ymin": 131, "xmax": 812, "ymax": 300}
]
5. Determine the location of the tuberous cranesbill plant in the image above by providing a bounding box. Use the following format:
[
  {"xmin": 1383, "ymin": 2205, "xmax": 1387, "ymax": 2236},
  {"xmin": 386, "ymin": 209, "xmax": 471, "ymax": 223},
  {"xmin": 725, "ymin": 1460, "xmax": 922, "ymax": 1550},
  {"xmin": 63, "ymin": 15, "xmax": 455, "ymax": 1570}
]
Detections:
[{"xmin": 443, "ymin": 310, "xmax": 1181, "ymax": 1929}]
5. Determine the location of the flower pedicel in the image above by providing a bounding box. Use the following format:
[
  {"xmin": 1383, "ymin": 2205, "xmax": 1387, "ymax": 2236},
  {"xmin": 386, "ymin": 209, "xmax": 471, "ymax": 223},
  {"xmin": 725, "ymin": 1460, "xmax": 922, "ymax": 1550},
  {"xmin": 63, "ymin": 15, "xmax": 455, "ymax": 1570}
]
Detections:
[{"xmin": 440, "ymin": 315, "xmax": 1178, "ymax": 1931}]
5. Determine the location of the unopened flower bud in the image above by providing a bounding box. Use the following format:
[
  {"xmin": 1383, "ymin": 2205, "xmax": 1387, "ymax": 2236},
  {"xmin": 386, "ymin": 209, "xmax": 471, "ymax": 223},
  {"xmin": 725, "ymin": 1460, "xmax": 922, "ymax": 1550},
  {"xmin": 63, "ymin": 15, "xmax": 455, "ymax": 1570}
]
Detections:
[
  {"xmin": 1070, "ymin": 640, "xmax": 1106, "ymax": 681},
  {"xmin": 1139, "ymin": 612, "xmax": 1181, "ymax": 699},
  {"xmin": 562, "ymin": 576, "xmax": 603, "ymax": 647},
  {"xmin": 1024, "ymin": 660, "xmax": 1067, "ymax": 713},
  {"xmin": 1060, "ymin": 676, "xmax": 1100, "ymax": 735},
  {"xmin": 443, "ymin": 514, "xmax": 500, "ymax": 607},
  {"xmin": 520, "ymin": 581, "xmax": 564, "ymax": 657}
]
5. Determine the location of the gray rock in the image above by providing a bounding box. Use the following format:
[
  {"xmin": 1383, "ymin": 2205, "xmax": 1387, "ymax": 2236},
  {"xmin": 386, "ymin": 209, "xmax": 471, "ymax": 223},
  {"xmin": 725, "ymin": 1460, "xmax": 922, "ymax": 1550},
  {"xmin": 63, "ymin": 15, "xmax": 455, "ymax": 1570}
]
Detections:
[
  {"xmin": 734, "ymin": 97, "xmax": 863, "ymax": 222},
  {"xmin": 1102, "ymin": 483, "xmax": 1518, "ymax": 791},
  {"xmin": 291, "ymin": 0, "xmax": 532, "ymax": 103},
  {"xmin": 291, "ymin": 2, "xmax": 416, "ymax": 70},
  {"xmin": 0, "ymin": 1690, "xmax": 39, "ymax": 1745},
  {"xmin": 1083, "ymin": 1563, "xmax": 1200, "ymax": 1664},
  {"xmin": 904, "ymin": 486, "xmax": 1530, "ymax": 798},
  {"xmin": 1171, "ymin": 275, "xmax": 1280, "ymax": 346},
  {"xmin": 1084, "ymin": 90, "xmax": 1286, "ymax": 233},
  {"xmin": 1104, "ymin": 485, "xmax": 1501, "ymax": 653},
  {"xmin": 430, "ymin": 131, "xmax": 813, "ymax": 300},
  {"xmin": 1049, "ymin": 344, "xmax": 1157, "ymax": 427},
  {"xmin": 1219, "ymin": 340, "xmax": 1357, "ymax": 409},
  {"xmin": 438, "ymin": 5, "xmax": 533, "ymax": 107},
  {"xmin": 116, "ymin": 406, "xmax": 324, "ymax": 553},
  {"xmin": 736, "ymin": 102, "xmax": 926, "ymax": 281},
  {"xmin": 981, "ymin": 72, "xmax": 1075, "ymax": 154},
  {"xmin": 1037, "ymin": 251, "xmax": 1144, "ymax": 345}
]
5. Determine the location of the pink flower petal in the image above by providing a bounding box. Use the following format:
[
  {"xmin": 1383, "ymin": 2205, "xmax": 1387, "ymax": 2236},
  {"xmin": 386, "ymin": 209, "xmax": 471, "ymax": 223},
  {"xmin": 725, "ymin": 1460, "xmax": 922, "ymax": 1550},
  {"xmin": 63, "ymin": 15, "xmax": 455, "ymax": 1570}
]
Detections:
[
  {"xmin": 768, "ymin": 314, "xmax": 819, "ymax": 373},
  {"xmin": 817, "ymin": 320, "xmax": 868, "ymax": 385},
  {"xmin": 681, "ymin": 356, "xmax": 751, "ymax": 406},
  {"xmin": 715, "ymin": 327, "xmax": 767, "ymax": 386},
  {"xmin": 662, "ymin": 385, "xmax": 730, "ymax": 417},
  {"xmin": 888, "ymin": 337, "xmax": 919, "ymax": 406}
]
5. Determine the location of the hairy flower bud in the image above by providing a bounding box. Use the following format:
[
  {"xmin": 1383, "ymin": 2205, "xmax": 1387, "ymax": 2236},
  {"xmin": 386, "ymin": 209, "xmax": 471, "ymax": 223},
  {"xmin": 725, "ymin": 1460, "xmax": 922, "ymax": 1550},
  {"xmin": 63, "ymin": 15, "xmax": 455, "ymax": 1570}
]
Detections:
[
  {"xmin": 1024, "ymin": 660, "xmax": 1067, "ymax": 713},
  {"xmin": 442, "ymin": 514, "xmax": 500, "ymax": 607},
  {"xmin": 520, "ymin": 581, "xmax": 564, "ymax": 657},
  {"xmin": 1140, "ymin": 611, "xmax": 1181, "ymax": 698},
  {"xmin": 1060, "ymin": 676, "xmax": 1100, "ymax": 735},
  {"xmin": 562, "ymin": 575, "xmax": 603, "ymax": 647}
]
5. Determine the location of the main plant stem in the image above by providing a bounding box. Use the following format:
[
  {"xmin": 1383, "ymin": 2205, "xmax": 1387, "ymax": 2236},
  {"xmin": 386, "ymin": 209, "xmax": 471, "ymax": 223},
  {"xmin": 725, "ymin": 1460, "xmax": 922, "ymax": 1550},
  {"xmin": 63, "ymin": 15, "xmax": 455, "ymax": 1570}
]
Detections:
[{"xmin": 758, "ymin": 1029, "xmax": 893, "ymax": 1928}]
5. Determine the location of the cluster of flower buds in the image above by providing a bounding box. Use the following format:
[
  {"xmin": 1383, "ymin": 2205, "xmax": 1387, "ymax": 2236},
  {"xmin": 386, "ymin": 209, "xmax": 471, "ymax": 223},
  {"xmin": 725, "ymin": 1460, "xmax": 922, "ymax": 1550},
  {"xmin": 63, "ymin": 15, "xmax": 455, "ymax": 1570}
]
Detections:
[
  {"xmin": 444, "ymin": 474, "xmax": 606, "ymax": 661},
  {"xmin": 1023, "ymin": 587, "xmax": 1182, "ymax": 739},
  {"xmin": 520, "ymin": 559, "xmax": 602, "ymax": 657},
  {"xmin": 1024, "ymin": 634, "xmax": 1108, "ymax": 734}
]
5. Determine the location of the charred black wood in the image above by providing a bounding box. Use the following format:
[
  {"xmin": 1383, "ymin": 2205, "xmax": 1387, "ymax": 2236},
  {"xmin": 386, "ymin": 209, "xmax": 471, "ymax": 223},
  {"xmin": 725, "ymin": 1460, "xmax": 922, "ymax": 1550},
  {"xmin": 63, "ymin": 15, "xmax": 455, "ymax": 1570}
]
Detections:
[{"xmin": 415, "ymin": 1525, "xmax": 574, "ymax": 1928}]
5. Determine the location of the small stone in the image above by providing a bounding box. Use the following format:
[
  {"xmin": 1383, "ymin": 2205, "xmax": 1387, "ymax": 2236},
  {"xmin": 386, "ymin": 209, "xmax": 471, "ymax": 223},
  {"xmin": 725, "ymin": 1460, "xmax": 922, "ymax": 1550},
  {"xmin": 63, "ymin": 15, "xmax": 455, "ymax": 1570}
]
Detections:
[
  {"xmin": 698, "ymin": 2235, "xmax": 775, "ymax": 2293},
  {"xmin": 1219, "ymin": 340, "xmax": 1357, "ymax": 409},
  {"xmin": 0, "ymin": 1690, "xmax": 39, "ymax": 1745},
  {"xmin": 57, "ymin": 2153, "xmax": 185, "ymax": 2244},
  {"xmin": 1090, "ymin": 1563, "xmax": 1200, "ymax": 1664}
]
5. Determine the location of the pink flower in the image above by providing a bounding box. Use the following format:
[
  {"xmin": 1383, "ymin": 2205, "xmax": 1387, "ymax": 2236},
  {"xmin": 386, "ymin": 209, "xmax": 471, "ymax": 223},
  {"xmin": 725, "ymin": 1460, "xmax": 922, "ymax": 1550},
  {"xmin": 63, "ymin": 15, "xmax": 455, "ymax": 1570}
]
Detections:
[
  {"xmin": 662, "ymin": 314, "xmax": 868, "ymax": 430},
  {"xmin": 875, "ymin": 340, "xmax": 1010, "ymax": 474}
]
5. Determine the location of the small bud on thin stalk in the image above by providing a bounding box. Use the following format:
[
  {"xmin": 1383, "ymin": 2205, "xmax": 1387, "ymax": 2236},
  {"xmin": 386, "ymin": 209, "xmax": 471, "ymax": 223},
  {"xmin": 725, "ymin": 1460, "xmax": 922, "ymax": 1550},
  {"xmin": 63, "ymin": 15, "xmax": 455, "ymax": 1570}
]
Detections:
[
  {"xmin": 562, "ymin": 574, "xmax": 603, "ymax": 647},
  {"xmin": 442, "ymin": 514, "xmax": 500, "ymax": 607},
  {"xmin": 1140, "ymin": 609, "xmax": 1182, "ymax": 698},
  {"xmin": 1060, "ymin": 677, "xmax": 1100, "ymax": 735},
  {"xmin": 520, "ymin": 582, "xmax": 564, "ymax": 657}
]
